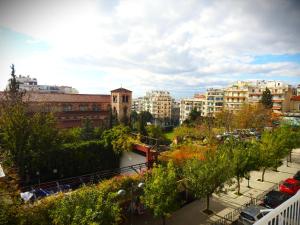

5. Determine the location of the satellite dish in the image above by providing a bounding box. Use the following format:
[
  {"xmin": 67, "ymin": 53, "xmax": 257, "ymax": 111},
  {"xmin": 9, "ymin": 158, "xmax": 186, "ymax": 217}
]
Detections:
[{"xmin": 0, "ymin": 164, "xmax": 5, "ymax": 178}]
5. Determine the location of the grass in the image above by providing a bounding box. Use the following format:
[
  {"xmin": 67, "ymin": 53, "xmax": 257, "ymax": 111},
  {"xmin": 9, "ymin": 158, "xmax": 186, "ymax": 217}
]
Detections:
[{"xmin": 164, "ymin": 131, "xmax": 175, "ymax": 141}]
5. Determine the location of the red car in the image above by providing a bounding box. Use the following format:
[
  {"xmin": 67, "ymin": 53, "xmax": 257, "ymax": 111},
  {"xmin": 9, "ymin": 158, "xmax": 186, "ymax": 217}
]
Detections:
[{"xmin": 279, "ymin": 178, "xmax": 300, "ymax": 195}]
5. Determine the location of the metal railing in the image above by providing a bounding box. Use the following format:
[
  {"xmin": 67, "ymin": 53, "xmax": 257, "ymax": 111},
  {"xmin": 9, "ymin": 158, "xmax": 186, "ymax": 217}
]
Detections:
[
  {"xmin": 21, "ymin": 162, "xmax": 149, "ymax": 193},
  {"xmin": 211, "ymin": 183, "xmax": 279, "ymax": 225},
  {"xmin": 254, "ymin": 191, "xmax": 300, "ymax": 225}
]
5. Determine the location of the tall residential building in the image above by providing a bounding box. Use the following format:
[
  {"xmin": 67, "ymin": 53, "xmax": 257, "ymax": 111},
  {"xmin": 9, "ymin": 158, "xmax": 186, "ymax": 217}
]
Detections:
[
  {"xmin": 247, "ymin": 80, "xmax": 293, "ymax": 113},
  {"xmin": 180, "ymin": 95, "xmax": 205, "ymax": 123},
  {"xmin": 171, "ymin": 99, "xmax": 180, "ymax": 126},
  {"xmin": 15, "ymin": 75, "xmax": 79, "ymax": 94},
  {"xmin": 224, "ymin": 81, "xmax": 249, "ymax": 111},
  {"xmin": 131, "ymin": 91, "xmax": 172, "ymax": 126},
  {"xmin": 145, "ymin": 90, "xmax": 172, "ymax": 120},
  {"xmin": 297, "ymin": 84, "xmax": 300, "ymax": 96},
  {"xmin": 223, "ymin": 80, "xmax": 292, "ymax": 114},
  {"xmin": 203, "ymin": 89, "xmax": 224, "ymax": 116}
]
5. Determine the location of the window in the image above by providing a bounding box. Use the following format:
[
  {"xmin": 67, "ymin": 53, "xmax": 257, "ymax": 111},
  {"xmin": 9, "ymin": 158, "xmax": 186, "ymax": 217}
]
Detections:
[
  {"xmin": 63, "ymin": 104, "xmax": 72, "ymax": 112},
  {"xmin": 92, "ymin": 104, "xmax": 100, "ymax": 111},
  {"xmin": 79, "ymin": 104, "xmax": 88, "ymax": 111},
  {"xmin": 113, "ymin": 95, "xmax": 117, "ymax": 103},
  {"xmin": 123, "ymin": 106, "xmax": 128, "ymax": 116}
]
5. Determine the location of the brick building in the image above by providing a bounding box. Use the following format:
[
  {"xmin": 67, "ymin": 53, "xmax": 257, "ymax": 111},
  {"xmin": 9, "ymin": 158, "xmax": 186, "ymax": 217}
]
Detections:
[{"xmin": 0, "ymin": 87, "xmax": 132, "ymax": 129}]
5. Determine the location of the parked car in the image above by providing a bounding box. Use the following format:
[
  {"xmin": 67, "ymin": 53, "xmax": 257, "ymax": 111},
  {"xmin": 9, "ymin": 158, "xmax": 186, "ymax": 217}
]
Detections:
[
  {"xmin": 279, "ymin": 178, "xmax": 300, "ymax": 195},
  {"xmin": 238, "ymin": 205, "xmax": 268, "ymax": 225},
  {"xmin": 293, "ymin": 171, "xmax": 300, "ymax": 181},
  {"xmin": 262, "ymin": 190, "xmax": 291, "ymax": 208}
]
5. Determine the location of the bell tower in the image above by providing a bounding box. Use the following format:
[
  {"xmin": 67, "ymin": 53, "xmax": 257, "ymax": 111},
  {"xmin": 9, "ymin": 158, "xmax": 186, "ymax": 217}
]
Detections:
[{"xmin": 110, "ymin": 88, "xmax": 132, "ymax": 123}]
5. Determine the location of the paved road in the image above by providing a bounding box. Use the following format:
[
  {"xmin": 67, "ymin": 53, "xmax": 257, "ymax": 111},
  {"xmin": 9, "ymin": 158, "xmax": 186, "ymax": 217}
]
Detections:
[{"xmin": 129, "ymin": 148, "xmax": 300, "ymax": 225}]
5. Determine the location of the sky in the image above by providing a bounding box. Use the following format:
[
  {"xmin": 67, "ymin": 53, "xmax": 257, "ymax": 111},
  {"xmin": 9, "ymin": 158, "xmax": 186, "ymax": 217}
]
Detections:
[{"xmin": 0, "ymin": 0, "xmax": 300, "ymax": 98}]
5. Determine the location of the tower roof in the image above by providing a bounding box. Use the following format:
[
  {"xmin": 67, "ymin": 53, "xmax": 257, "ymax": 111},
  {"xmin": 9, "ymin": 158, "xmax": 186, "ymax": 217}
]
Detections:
[{"xmin": 111, "ymin": 88, "xmax": 132, "ymax": 93}]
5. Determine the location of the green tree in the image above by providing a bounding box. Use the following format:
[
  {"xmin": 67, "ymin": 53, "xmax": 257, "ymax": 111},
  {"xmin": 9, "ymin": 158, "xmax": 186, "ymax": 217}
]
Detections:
[
  {"xmin": 142, "ymin": 161, "xmax": 179, "ymax": 225},
  {"xmin": 146, "ymin": 125, "xmax": 166, "ymax": 144},
  {"xmin": 101, "ymin": 125, "xmax": 135, "ymax": 154},
  {"xmin": 81, "ymin": 118, "xmax": 95, "ymax": 141},
  {"xmin": 222, "ymin": 139, "xmax": 259, "ymax": 194},
  {"xmin": 183, "ymin": 149, "xmax": 231, "ymax": 213},
  {"xmin": 257, "ymin": 129, "xmax": 287, "ymax": 182},
  {"xmin": 51, "ymin": 187, "xmax": 121, "ymax": 225},
  {"xmin": 137, "ymin": 111, "xmax": 153, "ymax": 135},
  {"xmin": 215, "ymin": 109, "xmax": 234, "ymax": 132},
  {"xmin": 5, "ymin": 64, "xmax": 25, "ymax": 105},
  {"xmin": 261, "ymin": 88, "xmax": 273, "ymax": 109}
]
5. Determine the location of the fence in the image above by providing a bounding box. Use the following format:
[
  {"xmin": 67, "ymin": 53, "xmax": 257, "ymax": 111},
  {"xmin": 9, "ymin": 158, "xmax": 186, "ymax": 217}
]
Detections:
[
  {"xmin": 211, "ymin": 183, "xmax": 279, "ymax": 225},
  {"xmin": 20, "ymin": 162, "xmax": 149, "ymax": 194},
  {"xmin": 253, "ymin": 191, "xmax": 300, "ymax": 225}
]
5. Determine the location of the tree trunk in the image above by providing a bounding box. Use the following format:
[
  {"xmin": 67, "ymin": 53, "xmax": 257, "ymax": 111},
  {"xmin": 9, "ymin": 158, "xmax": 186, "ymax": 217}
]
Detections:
[
  {"xmin": 247, "ymin": 178, "xmax": 250, "ymax": 188},
  {"xmin": 261, "ymin": 168, "xmax": 266, "ymax": 182},
  {"xmin": 289, "ymin": 151, "xmax": 292, "ymax": 163},
  {"xmin": 162, "ymin": 215, "xmax": 166, "ymax": 225},
  {"xmin": 237, "ymin": 176, "xmax": 241, "ymax": 195},
  {"xmin": 286, "ymin": 157, "xmax": 289, "ymax": 167},
  {"xmin": 206, "ymin": 194, "xmax": 210, "ymax": 211}
]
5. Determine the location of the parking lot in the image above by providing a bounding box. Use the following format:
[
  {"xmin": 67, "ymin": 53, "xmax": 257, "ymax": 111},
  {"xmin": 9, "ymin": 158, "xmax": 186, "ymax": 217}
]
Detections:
[{"xmin": 130, "ymin": 148, "xmax": 300, "ymax": 225}]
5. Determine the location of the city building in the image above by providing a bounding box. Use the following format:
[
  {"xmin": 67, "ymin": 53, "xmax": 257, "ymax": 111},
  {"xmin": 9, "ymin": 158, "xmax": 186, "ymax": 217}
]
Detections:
[
  {"xmin": 203, "ymin": 89, "xmax": 224, "ymax": 116},
  {"xmin": 179, "ymin": 95, "xmax": 205, "ymax": 123},
  {"xmin": 289, "ymin": 96, "xmax": 300, "ymax": 113},
  {"xmin": 224, "ymin": 81, "xmax": 249, "ymax": 112},
  {"xmin": 223, "ymin": 80, "xmax": 293, "ymax": 114},
  {"xmin": 297, "ymin": 84, "xmax": 300, "ymax": 96},
  {"xmin": 132, "ymin": 90, "xmax": 172, "ymax": 126},
  {"xmin": 171, "ymin": 99, "xmax": 180, "ymax": 126},
  {"xmin": 15, "ymin": 75, "xmax": 79, "ymax": 94},
  {"xmin": 111, "ymin": 88, "xmax": 132, "ymax": 122},
  {"xmin": 0, "ymin": 87, "xmax": 131, "ymax": 129},
  {"xmin": 131, "ymin": 97, "xmax": 144, "ymax": 113},
  {"xmin": 247, "ymin": 80, "xmax": 293, "ymax": 114},
  {"xmin": 146, "ymin": 90, "xmax": 172, "ymax": 124}
]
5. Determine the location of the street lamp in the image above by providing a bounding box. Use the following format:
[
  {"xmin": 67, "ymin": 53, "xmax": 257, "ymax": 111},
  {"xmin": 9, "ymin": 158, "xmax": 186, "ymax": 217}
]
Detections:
[
  {"xmin": 117, "ymin": 182, "xmax": 145, "ymax": 225},
  {"xmin": 36, "ymin": 171, "xmax": 40, "ymax": 186}
]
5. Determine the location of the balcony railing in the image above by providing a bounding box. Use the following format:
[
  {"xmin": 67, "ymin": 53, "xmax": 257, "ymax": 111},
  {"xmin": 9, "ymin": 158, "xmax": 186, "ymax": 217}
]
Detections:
[{"xmin": 253, "ymin": 191, "xmax": 300, "ymax": 225}]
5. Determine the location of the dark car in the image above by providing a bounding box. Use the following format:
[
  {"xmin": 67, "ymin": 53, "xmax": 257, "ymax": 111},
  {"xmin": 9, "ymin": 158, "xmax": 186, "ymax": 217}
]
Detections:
[
  {"xmin": 263, "ymin": 190, "xmax": 291, "ymax": 208},
  {"xmin": 293, "ymin": 171, "xmax": 300, "ymax": 181}
]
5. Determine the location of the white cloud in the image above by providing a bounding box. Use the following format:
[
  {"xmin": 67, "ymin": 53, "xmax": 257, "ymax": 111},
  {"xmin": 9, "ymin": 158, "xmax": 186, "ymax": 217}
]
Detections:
[{"xmin": 0, "ymin": 0, "xmax": 299, "ymax": 97}]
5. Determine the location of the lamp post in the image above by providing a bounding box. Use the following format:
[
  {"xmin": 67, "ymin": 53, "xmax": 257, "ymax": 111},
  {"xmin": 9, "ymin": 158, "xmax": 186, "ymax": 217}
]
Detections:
[
  {"xmin": 117, "ymin": 182, "xmax": 145, "ymax": 225},
  {"xmin": 36, "ymin": 171, "xmax": 40, "ymax": 187}
]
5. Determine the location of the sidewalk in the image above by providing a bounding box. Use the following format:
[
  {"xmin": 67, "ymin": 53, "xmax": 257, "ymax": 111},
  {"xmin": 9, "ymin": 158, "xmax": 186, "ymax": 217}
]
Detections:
[{"xmin": 130, "ymin": 148, "xmax": 300, "ymax": 225}]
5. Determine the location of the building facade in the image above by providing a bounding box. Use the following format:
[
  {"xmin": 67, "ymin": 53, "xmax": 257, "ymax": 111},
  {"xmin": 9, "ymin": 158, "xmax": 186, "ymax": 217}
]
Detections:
[
  {"xmin": 16, "ymin": 75, "xmax": 78, "ymax": 94},
  {"xmin": 180, "ymin": 95, "xmax": 205, "ymax": 123},
  {"xmin": 111, "ymin": 88, "xmax": 132, "ymax": 122},
  {"xmin": 290, "ymin": 96, "xmax": 300, "ymax": 113},
  {"xmin": 224, "ymin": 81, "xmax": 249, "ymax": 112},
  {"xmin": 1, "ymin": 87, "xmax": 131, "ymax": 129},
  {"xmin": 203, "ymin": 89, "xmax": 224, "ymax": 116}
]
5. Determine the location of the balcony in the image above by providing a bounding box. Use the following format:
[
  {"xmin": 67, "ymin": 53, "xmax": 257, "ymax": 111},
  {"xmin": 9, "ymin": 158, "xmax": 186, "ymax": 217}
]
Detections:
[{"xmin": 254, "ymin": 191, "xmax": 300, "ymax": 225}]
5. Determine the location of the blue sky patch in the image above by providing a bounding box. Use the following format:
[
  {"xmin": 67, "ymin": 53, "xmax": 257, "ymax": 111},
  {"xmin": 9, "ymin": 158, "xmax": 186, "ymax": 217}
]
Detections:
[
  {"xmin": 252, "ymin": 54, "xmax": 300, "ymax": 64},
  {"xmin": 0, "ymin": 27, "xmax": 50, "ymax": 58}
]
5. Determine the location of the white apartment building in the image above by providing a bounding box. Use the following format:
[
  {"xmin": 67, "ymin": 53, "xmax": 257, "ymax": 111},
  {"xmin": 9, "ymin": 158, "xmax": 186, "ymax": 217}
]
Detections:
[
  {"xmin": 224, "ymin": 80, "xmax": 293, "ymax": 114},
  {"xmin": 15, "ymin": 75, "xmax": 78, "ymax": 94},
  {"xmin": 247, "ymin": 80, "xmax": 293, "ymax": 113},
  {"xmin": 179, "ymin": 95, "xmax": 205, "ymax": 124},
  {"xmin": 224, "ymin": 81, "xmax": 249, "ymax": 111},
  {"xmin": 146, "ymin": 90, "xmax": 172, "ymax": 120},
  {"xmin": 132, "ymin": 91, "xmax": 172, "ymax": 122},
  {"xmin": 202, "ymin": 88, "xmax": 224, "ymax": 117}
]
